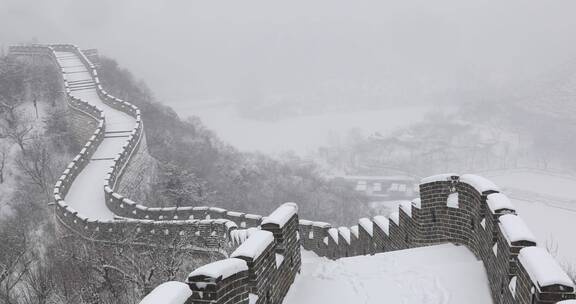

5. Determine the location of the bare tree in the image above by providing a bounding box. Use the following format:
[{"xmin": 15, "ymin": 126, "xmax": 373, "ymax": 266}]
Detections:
[
  {"xmin": 15, "ymin": 139, "xmax": 56, "ymax": 198},
  {"xmin": 52, "ymin": 228, "xmax": 221, "ymax": 304},
  {"xmin": 0, "ymin": 111, "xmax": 34, "ymax": 154},
  {"xmin": 0, "ymin": 219, "xmax": 35, "ymax": 304},
  {"xmin": 21, "ymin": 263, "xmax": 54, "ymax": 304}
]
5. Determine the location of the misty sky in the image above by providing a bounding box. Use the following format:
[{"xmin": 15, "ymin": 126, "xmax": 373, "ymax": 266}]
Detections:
[{"xmin": 3, "ymin": 0, "xmax": 576, "ymax": 112}]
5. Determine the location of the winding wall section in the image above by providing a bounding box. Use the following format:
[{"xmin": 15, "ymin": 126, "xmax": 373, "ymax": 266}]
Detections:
[
  {"xmin": 9, "ymin": 44, "xmax": 261, "ymax": 256},
  {"xmin": 9, "ymin": 44, "xmax": 575, "ymax": 304}
]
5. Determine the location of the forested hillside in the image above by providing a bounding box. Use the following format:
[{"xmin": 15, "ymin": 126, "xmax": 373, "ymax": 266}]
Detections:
[
  {"xmin": 317, "ymin": 60, "xmax": 576, "ymax": 177},
  {"xmin": 97, "ymin": 57, "xmax": 369, "ymax": 224}
]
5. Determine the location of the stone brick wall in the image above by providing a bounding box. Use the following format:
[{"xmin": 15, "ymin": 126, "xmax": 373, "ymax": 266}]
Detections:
[
  {"xmin": 115, "ymin": 134, "xmax": 159, "ymax": 204},
  {"xmin": 185, "ymin": 203, "xmax": 302, "ymax": 304},
  {"xmin": 297, "ymin": 174, "xmax": 575, "ymax": 304}
]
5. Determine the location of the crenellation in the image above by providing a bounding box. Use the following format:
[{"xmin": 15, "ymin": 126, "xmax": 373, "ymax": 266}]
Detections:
[{"xmin": 292, "ymin": 174, "xmax": 575, "ymax": 304}]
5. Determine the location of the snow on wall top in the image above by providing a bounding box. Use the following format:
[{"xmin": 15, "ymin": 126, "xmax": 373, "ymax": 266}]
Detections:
[
  {"xmin": 459, "ymin": 174, "xmax": 500, "ymax": 193},
  {"xmin": 399, "ymin": 201, "xmax": 413, "ymax": 217},
  {"xmin": 373, "ymin": 216, "xmax": 389, "ymax": 235},
  {"xmin": 312, "ymin": 221, "xmax": 331, "ymax": 228},
  {"xmin": 420, "ymin": 173, "xmax": 458, "ymax": 184},
  {"xmin": 261, "ymin": 202, "xmax": 298, "ymax": 228},
  {"xmin": 231, "ymin": 230, "xmax": 274, "ymax": 260},
  {"xmin": 411, "ymin": 198, "xmax": 421, "ymax": 209},
  {"xmin": 188, "ymin": 258, "xmax": 248, "ymax": 281},
  {"xmin": 390, "ymin": 212, "xmax": 400, "ymax": 225},
  {"xmin": 328, "ymin": 228, "xmax": 339, "ymax": 244},
  {"xmin": 350, "ymin": 225, "xmax": 359, "ymax": 237},
  {"xmin": 140, "ymin": 281, "xmax": 192, "ymax": 304},
  {"xmin": 519, "ymin": 247, "xmax": 575, "ymax": 288},
  {"xmin": 486, "ymin": 193, "xmax": 515, "ymax": 213},
  {"xmin": 338, "ymin": 227, "xmax": 351, "ymax": 244},
  {"xmin": 358, "ymin": 218, "xmax": 373, "ymax": 236},
  {"xmin": 498, "ymin": 214, "xmax": 537, "ymax": 245},
  {"xmin": 230, "ymin": 227, "xmax": 259, "ymax": 245}
]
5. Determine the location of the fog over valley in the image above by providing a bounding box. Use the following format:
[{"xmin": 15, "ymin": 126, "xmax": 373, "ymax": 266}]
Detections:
[{"xmin": 4, "ymin": 0, "xmax": 576, "ymax": 154}]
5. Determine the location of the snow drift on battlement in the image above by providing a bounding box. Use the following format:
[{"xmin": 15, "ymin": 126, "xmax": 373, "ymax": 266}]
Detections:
[
  {"xmin": 358, "ymin": 218, "xmax": 373, "ymax": 236},
  {"xmin": 460, "ymin": 174, "xmax": 500, "ymax": 193},
  {"xmin": 373, "ymin": 216, "xmax": 389, "ymax": 235},
  {"xmin": 411, "ymin": 198, "xmax": 421, "ymax": 209},
  {"xmin": 338, "ymin": 227, "xmax": 351, "ymax": 244},
  {"xmin": 140, "ymin": 282, "xmax": 192, "ymax": 304},
  {"xmin": 188, "ymin": 258, "xmax": 248, "ymax": 281},
  {"xmin": 486, "ymin": 193, "xmax": 515, "ymax": 213},
  {"xmin": 231, "ymin": 230, "xmax": 274, "ymax": 260},
  {"xmin": 350, "ymin": 225, "xmax": 359, "ymax": 237},
  {"xmin": 420, "ymin": 173, "xmax": 458, "ymax": 184},
  {"xmin": 499, "ymin": 214, "xmax": 537, "ymax": 245},
  {"xmin": 519, "ymin": 247, "xmax": 574, "ymax": 288},
  {"xmin": 262, "ymin": 202, "xmax": 298, "ymax": 228}
]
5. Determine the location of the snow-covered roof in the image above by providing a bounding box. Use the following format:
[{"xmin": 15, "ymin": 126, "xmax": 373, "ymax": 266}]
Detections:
[
  {"xmin": 231, "ymin": 230, "xmax": 274, "ymax": 260},
  {"xmin": 399, "ymin": 201, "xmax": 413, "ymax": 217},
  {"xmin": 389, "ymin": 212, "xmax": 400, "ymax": 225},
  {"xmin": 420, "ymin": 173, "xmax": 458, "ymax": 184},
  {"xmin": 261, "ymin": 203, "xmax": 298, "ymax": 228},
  {"xmin": 338, "ymin": 227, "xmax": 351, "ymax": 244},
  {"xmin": 459, "ymin": 174, "xmax": 500, "ymax": 193},
  {"xmin": 498, "ymin": 214, "xmax": 537, "ymax": 245},
  {"xmin": 328, "ymin": 228, "xmax": 339, "ymax": 244},
  {"xmin": 486, "ymin": 193, "xmax": 515, "ymax": 213},
  {"xmin": 188, "ymin": 258, "xmax": 248, "ymax": 281},
  {"xmin": 372, "ymin": 216, "xmax": 389, "ymax": 235},
  {"xmin": 140, "ymin": 282, "xmax": 192, "ymax": 304},
  {"xmin": 358, "ymin": 218, "xmax": 373, "ymax": 236},
  {"xmin": 411, "ymin": 198, "xmax": 421, "ymax": 209},
  {"xmin": 518, "ymin": 247, "xmax": 575, "ymax": 288}
]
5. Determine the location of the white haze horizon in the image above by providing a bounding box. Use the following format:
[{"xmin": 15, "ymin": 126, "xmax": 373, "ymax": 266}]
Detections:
[{"xmin": 3, "ymin": 0, "xmax": 576, "ymax": 154}]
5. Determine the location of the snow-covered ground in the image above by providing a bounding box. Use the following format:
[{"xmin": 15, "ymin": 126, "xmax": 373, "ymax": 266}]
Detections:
[
  {"xmin": 480, "ymin": 169, "xmax": 576, "ymax": 268},
  {"xmin": 284, "ymin": 244, "xmax": 492, "ymax": 304},
  {"xmin": 168, "ymin": 102, "xmax": 430, "ymax": 155},
  {"xmin": 55, "ymin": 52, "xmax": 135, "ymax": 220}
]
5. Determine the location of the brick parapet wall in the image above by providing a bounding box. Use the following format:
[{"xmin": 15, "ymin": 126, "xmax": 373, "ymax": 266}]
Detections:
[
  {"xmin": 185, "ymin": 204, "xmax": 302, "ymax": 304},
  {"xmin": 297, "ymin": 174, "xmax": 575, "ymax": 304}
]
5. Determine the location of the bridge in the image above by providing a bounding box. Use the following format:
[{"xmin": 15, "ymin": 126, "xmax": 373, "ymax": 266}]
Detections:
[{"xmin": 9, "ymin": 44, "xmax": 576, "ymax": 304}]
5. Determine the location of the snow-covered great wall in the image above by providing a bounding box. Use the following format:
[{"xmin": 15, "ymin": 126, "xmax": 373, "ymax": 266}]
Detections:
[
  {"xmin": 299, "ymin": 174, "xmax": 576, "ymax": 304},
  {"xmin": 9, "ymin": 45, "xmax": 576, "ymax": 304}
]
